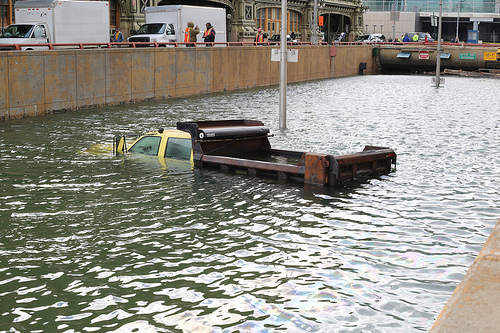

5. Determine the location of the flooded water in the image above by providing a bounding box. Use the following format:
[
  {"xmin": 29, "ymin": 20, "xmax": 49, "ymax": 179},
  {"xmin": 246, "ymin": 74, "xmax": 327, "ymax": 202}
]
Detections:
[{"xmin": 1, "ymin": 74, "xmax": 500, "ymax": 332}]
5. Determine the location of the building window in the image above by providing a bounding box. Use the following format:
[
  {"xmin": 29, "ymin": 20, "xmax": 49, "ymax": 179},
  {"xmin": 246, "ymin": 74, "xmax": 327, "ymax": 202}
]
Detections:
[
  {"xmin": 1, "ymin": 0, "xmax": 18, "ymax": 26},
  {"xmin": 1, "ymin": 1, "xmax": 8, "ymax": 27},
  {"xmin": 109, "ymin": 0, "xmax": 119, "ymax": 28},
  {"xmin": 256, "ymin": 8, "xmax": 301, "ymax": 36}
]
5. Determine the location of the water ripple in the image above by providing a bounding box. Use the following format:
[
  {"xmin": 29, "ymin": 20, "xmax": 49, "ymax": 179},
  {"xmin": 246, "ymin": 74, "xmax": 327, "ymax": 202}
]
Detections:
[{"xmin": 1, "ymin": 75, "xmax": 499, "ymax": 332}]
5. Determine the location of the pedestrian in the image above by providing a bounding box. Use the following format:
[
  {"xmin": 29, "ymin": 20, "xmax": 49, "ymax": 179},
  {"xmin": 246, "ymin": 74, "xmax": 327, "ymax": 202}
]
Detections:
[
  {"xmin": 184, "ymin": 21, "xmax": 200, "ymax": 46},
  {"xmin": 412, "ymin": 33, "xmax": 419, "ymax": 42},
  {"xmin": 334, "ymin": 32, "xmax": 345, "ymax": 43},
  {"xmin": 403, "ymin": 34, "xmax": 410, "ymax": 43},
  {"xmin": 113, "ymin": 27, "xmax": 123, "ymax": 42},
  {"xmin": 203, "ymin": 22, "xmax": 216, "ymax": 46},
  {"xmin": 254, "ymin": 28, "xmax": 264, "ymax": 43},
  {"xmin": 290, "ymin": 31, "xmax": 296, "ymax": 41}
]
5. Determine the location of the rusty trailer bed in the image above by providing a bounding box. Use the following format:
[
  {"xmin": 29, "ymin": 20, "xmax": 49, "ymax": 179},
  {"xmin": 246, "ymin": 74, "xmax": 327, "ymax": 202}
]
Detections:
[{"xmin": 177, "ymin": 120, "xmax": 396, "ymax": 187}]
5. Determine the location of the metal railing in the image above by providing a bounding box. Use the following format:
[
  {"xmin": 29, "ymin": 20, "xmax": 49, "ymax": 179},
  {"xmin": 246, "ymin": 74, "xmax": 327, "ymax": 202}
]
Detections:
[
  {"xmin": 2, "ymin": 39, "xmax": 500, "ymax": 50},
  {"xmin": 0, "ymin": 41, "xmax": 330, "ymax": 50}
]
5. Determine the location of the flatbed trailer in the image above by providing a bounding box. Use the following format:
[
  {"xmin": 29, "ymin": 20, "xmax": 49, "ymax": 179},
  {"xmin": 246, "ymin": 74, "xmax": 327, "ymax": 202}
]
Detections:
[{"xmin": 176, "ymin": 120, "xmax": 397, "ymax": 187}]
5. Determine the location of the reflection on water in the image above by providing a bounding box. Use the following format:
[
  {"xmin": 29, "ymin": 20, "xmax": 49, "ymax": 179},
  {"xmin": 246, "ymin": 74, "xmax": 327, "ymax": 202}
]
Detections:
[{"xmin": 1, "ymin": 75, "xmax": 500, "ymax": 332}]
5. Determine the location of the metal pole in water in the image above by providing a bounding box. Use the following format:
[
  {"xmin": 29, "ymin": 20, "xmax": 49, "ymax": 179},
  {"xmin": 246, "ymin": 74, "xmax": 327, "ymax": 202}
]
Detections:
[
  {"xmin": 279, "ymin": 0, "xmax": 288, "ymax": 130},
  {"xmin": 435, "ymin": 0, "xmax": 443, "ymax": 87}
]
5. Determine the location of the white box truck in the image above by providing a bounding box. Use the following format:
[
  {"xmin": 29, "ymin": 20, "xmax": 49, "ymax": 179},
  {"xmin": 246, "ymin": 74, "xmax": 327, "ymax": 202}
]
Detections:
[
  {"xmin": 128, "ymin": 5, "xmax": 226, "ymax": 44},
  {"xmin": 0, "ymin": 0, "xmax": 110, "ymax": 50}
]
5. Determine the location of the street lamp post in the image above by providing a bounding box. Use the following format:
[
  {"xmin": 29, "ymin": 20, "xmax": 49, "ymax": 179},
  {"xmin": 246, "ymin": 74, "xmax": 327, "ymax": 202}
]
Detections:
[
  {"xmin": 311, "ymin": 0, "xmax": 318, "ymax": 44},
  {"xmin": 392, "ymin": 3, "xmax": 396, "ymax": 41},
  {"xmin": 279, "ymin": 0, "xmax": 288, "ymax": 129}
]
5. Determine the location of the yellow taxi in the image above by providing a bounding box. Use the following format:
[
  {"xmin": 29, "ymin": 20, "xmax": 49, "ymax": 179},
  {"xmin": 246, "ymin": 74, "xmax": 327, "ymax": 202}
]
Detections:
[{"xmin": 114, "ymin": 128, "xmax": 193, "ymax": 162}]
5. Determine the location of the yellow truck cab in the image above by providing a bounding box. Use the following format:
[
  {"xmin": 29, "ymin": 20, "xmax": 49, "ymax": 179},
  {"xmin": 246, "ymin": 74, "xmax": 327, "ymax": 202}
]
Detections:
[{"xmin": 114, "ymin": 128, "xmax": 193, "ymax": 161}]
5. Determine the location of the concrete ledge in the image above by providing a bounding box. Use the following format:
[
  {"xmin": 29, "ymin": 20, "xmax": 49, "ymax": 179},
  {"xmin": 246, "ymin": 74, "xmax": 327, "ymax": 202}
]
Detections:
[
  {"xmin": 0, "ymin": 45, "xmax": 377, "ymax": 121},
  {"xmin": 430, "ymin": 218, "xmax": 500, "ymax": 332}
]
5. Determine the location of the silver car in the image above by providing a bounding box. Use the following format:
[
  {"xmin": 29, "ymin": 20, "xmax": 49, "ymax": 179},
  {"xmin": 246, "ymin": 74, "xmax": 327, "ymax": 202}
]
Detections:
[{"xmin": 356, "ymin": 34, "xmax": 386, "ymax": 43}]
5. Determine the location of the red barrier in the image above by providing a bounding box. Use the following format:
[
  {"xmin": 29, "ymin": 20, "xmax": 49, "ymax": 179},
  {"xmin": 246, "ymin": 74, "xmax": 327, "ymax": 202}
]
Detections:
[{"xmin": 1, "ymin": 40, "xmax": 499, "ymax": 51}]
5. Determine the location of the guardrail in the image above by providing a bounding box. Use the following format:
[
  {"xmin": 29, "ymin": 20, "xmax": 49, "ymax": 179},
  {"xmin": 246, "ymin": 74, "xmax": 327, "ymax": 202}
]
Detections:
[
  {"xmin": 0, "ymin": 41, "xmax": 327, "ymax": 50},
  {"xmin": 2, "ymin": 40, "xmax": 500, "ymax": 51}
]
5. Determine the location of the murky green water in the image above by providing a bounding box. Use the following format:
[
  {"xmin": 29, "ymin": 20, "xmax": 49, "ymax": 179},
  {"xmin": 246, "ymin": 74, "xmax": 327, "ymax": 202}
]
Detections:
[{"xmin": 1, "ymin": 75, "xmax": 500, "ymax": 332}]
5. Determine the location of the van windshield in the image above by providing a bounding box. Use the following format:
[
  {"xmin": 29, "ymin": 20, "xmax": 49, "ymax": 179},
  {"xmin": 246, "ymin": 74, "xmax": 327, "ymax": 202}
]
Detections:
[
  {"xmin": 0, "ymin": 25, "xmax": 33, "ymax": 38},
  {"xmin": 136, "ymin": 23, "xmax": 173, "ymax": 35}
]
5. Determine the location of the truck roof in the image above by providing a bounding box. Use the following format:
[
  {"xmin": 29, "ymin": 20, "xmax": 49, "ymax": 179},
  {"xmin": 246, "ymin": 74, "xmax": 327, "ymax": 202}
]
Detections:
[
  {"xmin": 144, "ymin": 5, "xmax": 182, "ymax": 12},
  {"xmin": 15, "ymin": 0, "xmax": 105, "ymax": 9},
  {"xmin": 15, "ymin": 0, "xmax": 58, "ymax": 9},
  {"xmin": 144, "ymin": 5, "xmax": 225, "ymax": 13}
]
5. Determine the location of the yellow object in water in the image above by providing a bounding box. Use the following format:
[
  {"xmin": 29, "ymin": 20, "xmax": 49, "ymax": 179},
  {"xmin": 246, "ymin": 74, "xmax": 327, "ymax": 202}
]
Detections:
[{"xmin": 116, "ymin": 136, "xmax": 125, "ymax": 154}]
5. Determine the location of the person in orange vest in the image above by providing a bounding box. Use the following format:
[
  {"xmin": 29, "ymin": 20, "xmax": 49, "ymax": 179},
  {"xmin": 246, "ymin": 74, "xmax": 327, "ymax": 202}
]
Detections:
[
  {"xmin": 254, "ymin": 28, "xmax": 264, "ymax": 43},
  {"xmin": 184, "ymin": 21, "xmax": 200, "ymax": 46},
  {"xmin": 203, "ymin": 22, "xmax": 216, "ymax": 46}
]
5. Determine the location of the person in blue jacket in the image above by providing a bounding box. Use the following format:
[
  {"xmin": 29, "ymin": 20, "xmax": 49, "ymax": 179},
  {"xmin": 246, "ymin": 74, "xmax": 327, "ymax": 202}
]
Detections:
[
  {"xmin": 403, "ymin": 34, "xmax": 410, "ymax": 43},
  {"xmin": 113, "ymin": 27, "xmax": 123, "ymax": 42}
]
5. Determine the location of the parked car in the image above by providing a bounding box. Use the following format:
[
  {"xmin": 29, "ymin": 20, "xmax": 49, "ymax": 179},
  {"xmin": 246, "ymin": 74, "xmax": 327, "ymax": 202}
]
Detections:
[
  {"xmin": 355, "ymin": 34, "xmax": 386, "ymax": 43},
  {"xmin": 406, "ymin": 32, "xmax": 435, "ymax": 42},
  {"xmin": 268, "ymin": 34, "xmax": 295, "ymax": 43}
]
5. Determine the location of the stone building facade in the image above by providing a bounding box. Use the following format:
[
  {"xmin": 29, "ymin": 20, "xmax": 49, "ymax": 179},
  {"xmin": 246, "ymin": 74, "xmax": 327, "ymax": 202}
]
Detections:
[{"xmin": 1, "ymin": 0, "xmax": 366, "ymax": 43}]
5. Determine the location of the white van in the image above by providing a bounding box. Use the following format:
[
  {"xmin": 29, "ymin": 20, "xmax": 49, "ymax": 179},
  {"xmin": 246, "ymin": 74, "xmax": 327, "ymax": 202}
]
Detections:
[
  {"xmin": 128, "ymin": 5, "xmax": 226, "ymax": 44},
  {"xmin": 0, "ymin": 0, "xmax": 110, "ymax": 50}
]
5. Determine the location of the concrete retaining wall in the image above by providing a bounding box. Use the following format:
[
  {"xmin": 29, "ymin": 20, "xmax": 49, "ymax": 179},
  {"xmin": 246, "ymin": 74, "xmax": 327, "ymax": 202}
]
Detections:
[
  {"xmin": 430, "ymin": 217, "xmax": 500, "ymax": 332},
  {"xmin": 0, "ymin": 45, "xmax": 377, "ymax": 121}
]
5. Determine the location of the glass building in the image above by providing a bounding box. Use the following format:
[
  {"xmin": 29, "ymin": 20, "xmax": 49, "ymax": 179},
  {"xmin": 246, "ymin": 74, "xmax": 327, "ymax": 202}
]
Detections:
[
  {"xmin": 363, "ymin": 0, "xmax": 500, "ymax": 42},
  {"xmin": 363, "ymin": 0, "xmax": 498, "ymax": 13}
]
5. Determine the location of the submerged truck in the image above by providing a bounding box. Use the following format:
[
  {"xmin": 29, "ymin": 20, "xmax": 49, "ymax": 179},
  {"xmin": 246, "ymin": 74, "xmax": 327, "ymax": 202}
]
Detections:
[
  {"xmin": 113, "ymin": 120, "xmax": 397, "ymax": 188},
  {"xmin": 128, "ymin": 5, "xmax": 226, "ymax": 44},
  {"xmin": 0, "ymin": 0, "xmax": 110, "ymax": 50}
]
